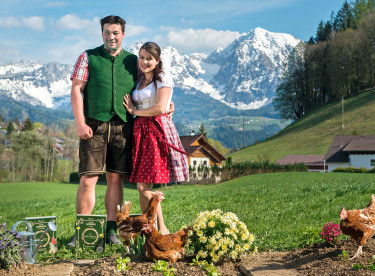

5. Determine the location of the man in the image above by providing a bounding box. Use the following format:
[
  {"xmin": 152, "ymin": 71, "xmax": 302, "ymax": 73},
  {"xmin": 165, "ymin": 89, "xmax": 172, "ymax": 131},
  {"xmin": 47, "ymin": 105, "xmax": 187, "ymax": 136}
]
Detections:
[{"xmin": 68, "ymin": 15, "xmax": 138, "ymax": 246}]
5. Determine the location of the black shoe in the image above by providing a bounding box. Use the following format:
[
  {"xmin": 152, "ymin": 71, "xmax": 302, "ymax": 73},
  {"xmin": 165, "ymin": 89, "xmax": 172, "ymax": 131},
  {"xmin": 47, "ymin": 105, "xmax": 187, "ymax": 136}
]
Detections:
[
  {"xmin": 106, "ymin": 233, "xmax": 122, "ymax": 245},
  {"xmin": 66, "ymin": 234, "xmax": 76, "ymax": 248}
]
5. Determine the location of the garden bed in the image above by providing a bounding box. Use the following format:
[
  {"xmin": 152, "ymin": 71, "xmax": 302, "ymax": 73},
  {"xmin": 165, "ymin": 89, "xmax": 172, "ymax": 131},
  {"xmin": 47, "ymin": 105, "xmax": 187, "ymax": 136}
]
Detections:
[{"xmin": 2, "ymin": 239, "xmax": 375, "ymax": 275}]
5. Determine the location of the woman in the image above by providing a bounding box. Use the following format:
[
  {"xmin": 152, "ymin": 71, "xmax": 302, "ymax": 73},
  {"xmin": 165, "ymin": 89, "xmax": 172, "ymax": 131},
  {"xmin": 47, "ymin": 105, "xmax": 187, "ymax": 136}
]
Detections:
[{"xmin": 123, "ymin": 42, "xmax": 189, "ymax": 234}]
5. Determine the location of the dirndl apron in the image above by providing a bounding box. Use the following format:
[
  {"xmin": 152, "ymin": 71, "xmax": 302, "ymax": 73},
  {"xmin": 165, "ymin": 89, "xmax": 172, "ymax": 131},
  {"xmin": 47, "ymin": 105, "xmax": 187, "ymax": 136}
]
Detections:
[{"xmin": 129, "ymin": 115, "xmax": 189, "ymax": 184}]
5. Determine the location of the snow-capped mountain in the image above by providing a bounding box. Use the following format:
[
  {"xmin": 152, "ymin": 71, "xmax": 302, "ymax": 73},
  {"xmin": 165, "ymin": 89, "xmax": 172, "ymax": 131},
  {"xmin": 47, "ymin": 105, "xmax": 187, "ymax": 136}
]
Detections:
[
  {"xmin": 0, "ymin": 27, "xmax": 300, "ymax": 112},
  {"xmin": 0, "ymin": 60, "xmax": 72, "ymax": 108}
]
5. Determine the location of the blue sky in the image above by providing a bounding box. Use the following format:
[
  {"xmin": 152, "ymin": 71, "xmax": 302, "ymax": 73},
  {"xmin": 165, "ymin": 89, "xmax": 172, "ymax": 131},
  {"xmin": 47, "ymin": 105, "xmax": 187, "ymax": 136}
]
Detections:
[{"xmin": 1, "ymin": 0, "xmax": 345, "ymax": 65}]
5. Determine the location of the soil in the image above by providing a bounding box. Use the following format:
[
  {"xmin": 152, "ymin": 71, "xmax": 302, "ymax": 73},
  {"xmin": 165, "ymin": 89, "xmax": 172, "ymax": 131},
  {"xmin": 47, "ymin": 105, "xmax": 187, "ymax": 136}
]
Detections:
[{"xmin": 2, "ymin": 239, "xmax": 375, "ymax": 275}]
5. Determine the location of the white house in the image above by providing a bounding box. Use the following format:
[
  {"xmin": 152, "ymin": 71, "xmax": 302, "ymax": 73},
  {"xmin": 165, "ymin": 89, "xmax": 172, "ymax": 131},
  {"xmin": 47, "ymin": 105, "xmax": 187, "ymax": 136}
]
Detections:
[{"xmin": 323, "ymin": 135, "xmax": 375, "ymax": 172}]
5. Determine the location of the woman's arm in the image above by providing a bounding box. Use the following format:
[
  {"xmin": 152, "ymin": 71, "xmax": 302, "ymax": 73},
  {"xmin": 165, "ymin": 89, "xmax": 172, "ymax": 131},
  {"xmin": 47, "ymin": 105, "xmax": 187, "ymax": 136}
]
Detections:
[{"xmin": 123, "ymin": 86, "xmax": 172, "ymax": 117}]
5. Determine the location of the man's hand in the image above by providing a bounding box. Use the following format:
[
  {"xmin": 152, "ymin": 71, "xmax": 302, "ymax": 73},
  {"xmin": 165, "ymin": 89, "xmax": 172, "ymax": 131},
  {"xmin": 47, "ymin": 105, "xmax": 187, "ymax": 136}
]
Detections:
[
  {"xmin": 76, "ymin": 123, "xmax": 93, "ymax": 140},
  {"xmin": 166, "ymin": 101, "xmax": 175, "ymax": 119}
]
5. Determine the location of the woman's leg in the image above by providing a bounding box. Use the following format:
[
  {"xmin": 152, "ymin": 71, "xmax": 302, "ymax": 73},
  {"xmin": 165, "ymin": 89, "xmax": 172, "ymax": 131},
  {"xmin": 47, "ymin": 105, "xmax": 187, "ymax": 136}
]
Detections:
[{"xmin": 137, "ymin": 182, "xmax": 170, "ymax": 234}]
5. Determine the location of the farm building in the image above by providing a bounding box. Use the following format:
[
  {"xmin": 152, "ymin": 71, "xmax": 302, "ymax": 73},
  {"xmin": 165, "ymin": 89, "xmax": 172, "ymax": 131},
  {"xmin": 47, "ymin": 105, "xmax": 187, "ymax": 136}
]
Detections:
[
  {"xmin": 323, "ymin": 135, "xmax": 375, "ymax": 172},
  {"xmin": 277, "ymin": 155, "xmax": 327, "ymax": 172},
  {"xmin": 180, "ymin": 134, "xmax": 226, "ymax": 181}
]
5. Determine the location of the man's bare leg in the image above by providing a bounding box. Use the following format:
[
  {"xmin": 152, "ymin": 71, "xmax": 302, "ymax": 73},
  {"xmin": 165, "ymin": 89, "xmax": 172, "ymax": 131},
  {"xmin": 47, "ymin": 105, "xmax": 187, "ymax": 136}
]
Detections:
[{"xmin": 76, "ymin": 175, "xmax": 99, "ymax": 214}]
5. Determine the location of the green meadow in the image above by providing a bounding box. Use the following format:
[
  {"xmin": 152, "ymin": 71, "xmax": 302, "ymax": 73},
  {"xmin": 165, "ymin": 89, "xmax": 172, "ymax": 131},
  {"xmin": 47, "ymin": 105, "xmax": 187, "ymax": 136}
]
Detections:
[
  {"xmin": 2, "ymin": 172, "xmax": 375, "ymax": 252},
  {"xmin": 229, "ymin": 89, "xmax": 375, "ymax": 163}
]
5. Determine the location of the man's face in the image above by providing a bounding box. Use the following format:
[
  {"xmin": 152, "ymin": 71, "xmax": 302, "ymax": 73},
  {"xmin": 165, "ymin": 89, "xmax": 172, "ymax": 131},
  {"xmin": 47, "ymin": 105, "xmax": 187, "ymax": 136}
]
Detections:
[{"xmin": 102, "ymin": 23, "xmax": 125, "ymax": 54}]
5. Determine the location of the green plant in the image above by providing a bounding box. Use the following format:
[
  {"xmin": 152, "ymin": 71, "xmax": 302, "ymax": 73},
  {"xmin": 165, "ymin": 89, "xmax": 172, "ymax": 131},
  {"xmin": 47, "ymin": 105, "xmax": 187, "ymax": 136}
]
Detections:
[
  {"xmin": 352, "ymin": 263, "xmax": 362, "ymax": 270},
  {"xmin": 300, "ymin": 227, "xmax": 321, "ymax": 247},
  {"xmin": 368, "ymin": 255, "xmax": 375, "ymax": 271},
  {"xmin": 190, "ymin": 255, "xmax": 220, "ymax": 276},
  {"xmin": 116, "ymin": 256, "xmax": 130, "ymax": 271},
  {"xmin": 151, "ymin": 259, "xmax": 176, "ymax": 276},
  {"xmin": 0, "ymin": 223, "xmax": 23, "ymax": 269},
  {"xmin": 188, "ymin": 209, "xmax": 255, "ymax": 263},
  {"xmin": 129, "ymin": 234, "xmax": 146, "ymax": 255},
  {"xmin": 338, "ymin": 250, "xmax": 349, "ymax": 261}
]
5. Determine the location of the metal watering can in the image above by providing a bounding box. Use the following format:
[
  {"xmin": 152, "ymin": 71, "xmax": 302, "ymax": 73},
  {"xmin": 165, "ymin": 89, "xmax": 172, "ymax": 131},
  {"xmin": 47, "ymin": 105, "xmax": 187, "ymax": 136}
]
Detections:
[{"xmin": 11, "ymin": 221, "xmax": 57, "ymax": 264}]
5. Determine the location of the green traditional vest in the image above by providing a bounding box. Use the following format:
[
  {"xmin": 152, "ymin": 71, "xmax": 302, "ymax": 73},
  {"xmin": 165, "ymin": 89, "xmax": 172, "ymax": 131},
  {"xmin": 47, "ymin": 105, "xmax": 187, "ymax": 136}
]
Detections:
[{"xmin": 84, "ymin": 45, "xmax": 138, "ymax": 122}]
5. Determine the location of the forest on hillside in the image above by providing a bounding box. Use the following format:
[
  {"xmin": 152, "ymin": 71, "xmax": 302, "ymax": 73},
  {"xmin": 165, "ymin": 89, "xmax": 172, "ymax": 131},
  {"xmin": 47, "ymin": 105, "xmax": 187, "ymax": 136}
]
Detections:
[{"xmin": 274, "ymin": 0, "xmax": 375, "ymax": 120}]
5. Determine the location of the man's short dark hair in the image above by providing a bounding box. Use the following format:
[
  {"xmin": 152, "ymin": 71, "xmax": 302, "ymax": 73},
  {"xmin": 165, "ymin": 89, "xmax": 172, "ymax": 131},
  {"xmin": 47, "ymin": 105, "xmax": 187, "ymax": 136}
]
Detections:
[{"xmin": 100, "ymin": 16, "xmax": 126, "ymax": 33}]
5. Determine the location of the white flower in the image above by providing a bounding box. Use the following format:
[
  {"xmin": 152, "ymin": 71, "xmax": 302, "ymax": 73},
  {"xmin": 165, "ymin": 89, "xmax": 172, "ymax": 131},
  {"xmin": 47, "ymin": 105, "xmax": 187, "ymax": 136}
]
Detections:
[{"xmin": 208, "ymin": 220, "xmax": 215, "ymax": 228}]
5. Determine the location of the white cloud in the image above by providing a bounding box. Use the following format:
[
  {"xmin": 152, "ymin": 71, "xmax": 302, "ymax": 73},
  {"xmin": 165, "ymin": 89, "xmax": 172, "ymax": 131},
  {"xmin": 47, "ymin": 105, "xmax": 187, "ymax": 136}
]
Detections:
[
  {"xmin": 126, "ymin": 24, "xmax": 150, "ymax": 37},
  {"xmin": 0, "ymin": 17, "xmax": 22, "ymax": 28},
  {"xmin": 56, "ymin": 14, "xmax": 99, "ymax": 30},
  {"xmin": 0, "ymin": 16, "xmax": 45, "ymax": 31},
  {"xmin": 160, "ymin": 28, "xmax": 242, "ymax": 53},
  {"xmin": 22, "ymin": 17, "xmax": 45, "ymax": 31}
]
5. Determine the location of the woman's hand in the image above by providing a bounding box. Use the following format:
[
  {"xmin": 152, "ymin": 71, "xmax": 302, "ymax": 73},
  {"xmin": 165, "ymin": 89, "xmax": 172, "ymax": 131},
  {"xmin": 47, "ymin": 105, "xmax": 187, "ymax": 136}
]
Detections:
[
  {"xmin": 123, "ymin": 94, "xmax": 136, "ymax": 115},
  {"xmin": 166, "ymin": 101, "xmax": 174, "ymax": 120}
]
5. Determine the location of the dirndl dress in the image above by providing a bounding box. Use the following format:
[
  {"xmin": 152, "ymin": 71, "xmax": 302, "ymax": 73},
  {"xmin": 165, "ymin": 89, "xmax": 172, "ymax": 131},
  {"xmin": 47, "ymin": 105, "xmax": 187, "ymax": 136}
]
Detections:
[{"xmin": 129, "ymin": 114, "xmax": 189, "ymax": 184}]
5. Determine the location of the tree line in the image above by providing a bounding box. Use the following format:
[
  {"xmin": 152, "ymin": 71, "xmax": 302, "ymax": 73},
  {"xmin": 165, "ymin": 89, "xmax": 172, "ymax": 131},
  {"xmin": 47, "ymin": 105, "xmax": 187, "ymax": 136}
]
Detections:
[
  {"xmin": 274, "ymin": 0, "xmax": 375, "ymax": 120},
  {"xmin": 0, "ymin": 117, "xmax": 79, "ymax": 182}
]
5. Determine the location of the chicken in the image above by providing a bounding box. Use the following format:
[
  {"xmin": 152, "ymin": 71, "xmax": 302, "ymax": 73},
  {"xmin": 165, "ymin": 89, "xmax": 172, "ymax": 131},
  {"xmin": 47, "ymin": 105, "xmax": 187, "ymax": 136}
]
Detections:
[
  {"xmin": 116, "ymin": 191, "xmax": 165, "ymax": 246},
  {"xmin": 340, "ymin": 194, "xmax": 375, "ymax": 259},
  {"xmin": 141, "ymin": 223, "xmax": 191, "ymax": 263}
]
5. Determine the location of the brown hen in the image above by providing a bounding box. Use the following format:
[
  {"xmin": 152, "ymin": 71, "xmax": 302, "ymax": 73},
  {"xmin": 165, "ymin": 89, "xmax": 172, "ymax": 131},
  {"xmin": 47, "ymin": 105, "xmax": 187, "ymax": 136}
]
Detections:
[
  {"xmin": 116, "ymin": 191, "xmax": 164, "ymax": 246},
  {"xmin": 340, "ymin": 194, "xmax": 375, "ymax": 259},
  {"xmin": 141, "ymin": 224, "xmax": 191, "ymax": 263}
]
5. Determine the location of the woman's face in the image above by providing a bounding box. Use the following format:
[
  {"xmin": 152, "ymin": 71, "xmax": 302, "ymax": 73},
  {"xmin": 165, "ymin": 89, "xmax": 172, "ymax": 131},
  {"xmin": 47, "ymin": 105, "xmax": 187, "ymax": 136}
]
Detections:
[{"xmin": 138, "ymin": 48, "xmax": 159, "ymax": 74}]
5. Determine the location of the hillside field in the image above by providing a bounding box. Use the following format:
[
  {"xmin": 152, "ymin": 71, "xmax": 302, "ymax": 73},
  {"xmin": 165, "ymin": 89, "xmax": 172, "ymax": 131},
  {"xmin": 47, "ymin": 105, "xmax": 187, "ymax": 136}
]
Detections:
[
  {"xmin": 1, "ymin": 172, "xmax": 375, "ymax": 251},
  {"xmin": 229, "ymin": 89, "xmax": 375, "ymax": 163}
]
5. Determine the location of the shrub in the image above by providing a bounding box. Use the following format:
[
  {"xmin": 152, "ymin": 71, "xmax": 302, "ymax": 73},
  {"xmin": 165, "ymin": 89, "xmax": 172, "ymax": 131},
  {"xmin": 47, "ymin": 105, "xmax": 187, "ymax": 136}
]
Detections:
[
  {"xmin": 320, "ymin": 222, "xmax": 341, "ymax": 245},
  {"xmin": 0, "ymin": 223, "xmax": 23, "ymax": 269},
  {"xmin": 188, "ymin": 209, "xmax": 255, "ymax": 263}
]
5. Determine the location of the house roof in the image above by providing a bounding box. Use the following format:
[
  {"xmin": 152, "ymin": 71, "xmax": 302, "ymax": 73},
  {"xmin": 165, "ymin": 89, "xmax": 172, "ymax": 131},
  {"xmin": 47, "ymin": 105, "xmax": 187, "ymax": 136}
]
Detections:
[
  {"xmin": 277, "ymin": 155, "xmax": 324, "ymax": 166},
  {"xmin": 324, "ymin": 135, "xmax": 375, "ymax": 163},
  {"xmin": 180, "ymin": 134, "xmax": 226, "ymax": 163}
]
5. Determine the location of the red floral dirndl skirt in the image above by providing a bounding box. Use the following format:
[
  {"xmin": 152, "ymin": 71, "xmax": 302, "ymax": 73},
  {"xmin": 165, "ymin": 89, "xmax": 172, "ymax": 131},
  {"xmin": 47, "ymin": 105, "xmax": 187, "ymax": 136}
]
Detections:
[{"xmin": 129, "ymin": 115, "xmax": 190, "ymax": 184}]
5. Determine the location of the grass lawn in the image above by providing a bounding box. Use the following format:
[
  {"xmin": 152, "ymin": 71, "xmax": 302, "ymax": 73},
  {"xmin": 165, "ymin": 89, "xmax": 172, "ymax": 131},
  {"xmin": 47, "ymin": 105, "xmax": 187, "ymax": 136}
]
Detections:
[{"xmin": 1, "ymin": 172, "xmax": 375, "ymax": 252}]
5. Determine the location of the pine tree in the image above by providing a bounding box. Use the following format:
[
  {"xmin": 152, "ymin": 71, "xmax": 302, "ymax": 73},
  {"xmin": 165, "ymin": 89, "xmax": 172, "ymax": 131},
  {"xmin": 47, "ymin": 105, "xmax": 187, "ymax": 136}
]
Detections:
[
  {"xmin": 22, "ymin": 118, "xmax": 34, "ymax": 131},
  {"xmin": 198, "ymin": 123, "xmax": 208, "ymax": 138},
  {"xmin": 333, "ymin": 1, "xmax": 355, "ymax": 31},
  {"xmin": 6, "ymin": 122, "xmax": 15, "ymax": 135}
]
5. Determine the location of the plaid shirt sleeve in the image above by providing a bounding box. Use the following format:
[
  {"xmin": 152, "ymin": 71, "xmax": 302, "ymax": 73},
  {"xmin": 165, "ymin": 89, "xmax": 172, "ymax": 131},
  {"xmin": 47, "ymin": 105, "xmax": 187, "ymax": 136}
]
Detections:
[{"xmin": 70, "ymin": 52, "xmax": 89, "ymax": 81}]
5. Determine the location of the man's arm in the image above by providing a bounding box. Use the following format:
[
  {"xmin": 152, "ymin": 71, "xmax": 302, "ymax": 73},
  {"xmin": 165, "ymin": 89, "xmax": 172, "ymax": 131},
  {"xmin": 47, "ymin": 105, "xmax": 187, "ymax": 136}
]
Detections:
[{"xmin": 71, "ymin": 79, "xmax": 92, "ymax": 139}]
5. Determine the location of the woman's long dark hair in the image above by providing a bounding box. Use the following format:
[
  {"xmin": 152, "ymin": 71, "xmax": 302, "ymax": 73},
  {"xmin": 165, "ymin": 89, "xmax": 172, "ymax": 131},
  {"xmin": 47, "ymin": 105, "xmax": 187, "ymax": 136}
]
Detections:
[{"xmin": 139, "ymin": 42, "xmax": 163, "ymax": 88}]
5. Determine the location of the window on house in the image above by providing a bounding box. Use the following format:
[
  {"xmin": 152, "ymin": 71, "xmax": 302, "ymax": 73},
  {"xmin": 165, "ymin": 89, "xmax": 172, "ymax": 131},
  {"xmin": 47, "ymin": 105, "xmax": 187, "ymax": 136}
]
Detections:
[
  {"xmin": 193, "ymin": 160, "xmax": 197, "ymax": 166},
  {"xmin": 203, "ymin": 160, "xmax": 207, "ymax": 166},
  {"xmin": 371, "ymin": 160, "xmax": 375, "ymax": 166}
]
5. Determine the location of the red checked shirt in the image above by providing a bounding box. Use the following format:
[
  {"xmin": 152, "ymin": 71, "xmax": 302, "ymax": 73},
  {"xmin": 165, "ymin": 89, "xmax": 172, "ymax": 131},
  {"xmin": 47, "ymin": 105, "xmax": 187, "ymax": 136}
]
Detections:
[{"xmin": 70, "ymin": 52, "xmax": 89, "ymax": 81}]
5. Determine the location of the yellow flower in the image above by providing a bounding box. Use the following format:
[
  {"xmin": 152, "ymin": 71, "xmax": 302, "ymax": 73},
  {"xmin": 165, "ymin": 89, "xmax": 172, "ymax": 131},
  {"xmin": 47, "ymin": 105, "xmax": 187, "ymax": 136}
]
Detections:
[
  {"xmin": 200, "ymin": 222, "xmax": 207, "ymax": 229},
  {"xmin": 229, "ymin": 240, "xmax": 234, "ymax": 248},
  {"xmin": 198, "ymin": 250, "xmax": 207, "ymax": 258},
  {"xmin": 199, "ymin": 236, "xmax": 207, "ymax": 243},
  {"xmin": 225, "ymin": 228, "xmax": 231, "ymax": 235},
  {"xmin": 254, "ymin": 246, "xmax": 258, "ymax": 254},
  {"xmin": 193, "ymin": 224, "xmax": 200, "ymax": 231},
  {"xmin": 222, "ymin": 244, "xmax": 228, "ymax": 251},
  {"xmin": 197, "ymin": 230, "xmax": 203, "ymax": 237},
  {"xmin": 249, "ymin": 234, "xmax": 255, "ymax": 243},
  {"xmin": 235, "ymin": 244, "xmax": 241, "ymax": 250},
  {"xmin": 76, "ymin": 227, "xmax": 80, "ymax": 230},
  {"xmin": 214, "ymin": 245, "xmax": 220, "ymax": 251},
  {"xmin": 209, "ymin": 237, "xmax": 216, "ymax": 245},
  {"xmin": 212, "ymin": 255, "xmax": 220, "ymax": 263},
  {"xmin": 100, "ymin": 233, "xmax": 104, "ymax": 237},
  {"xmin": 230, "ymin": 251, "xmax": 238, "ymax": 259},
  {"xmin": 208, "ymin": 221, "xmax": 215, "ymax": 228},
  {"xmin": 188, "ymin": 230, "xmax": 193, "ymax": 236},
  {"xmin": 218, "ymin": 250, "xmax": 225, "ymax": 257},
  {"xmin": 232, "ymin": 233, "xmax": 238, "ymax": 240},
  {"xmin": 243, "ymin": 243, "xmax": 250, "ymax": 250}
]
